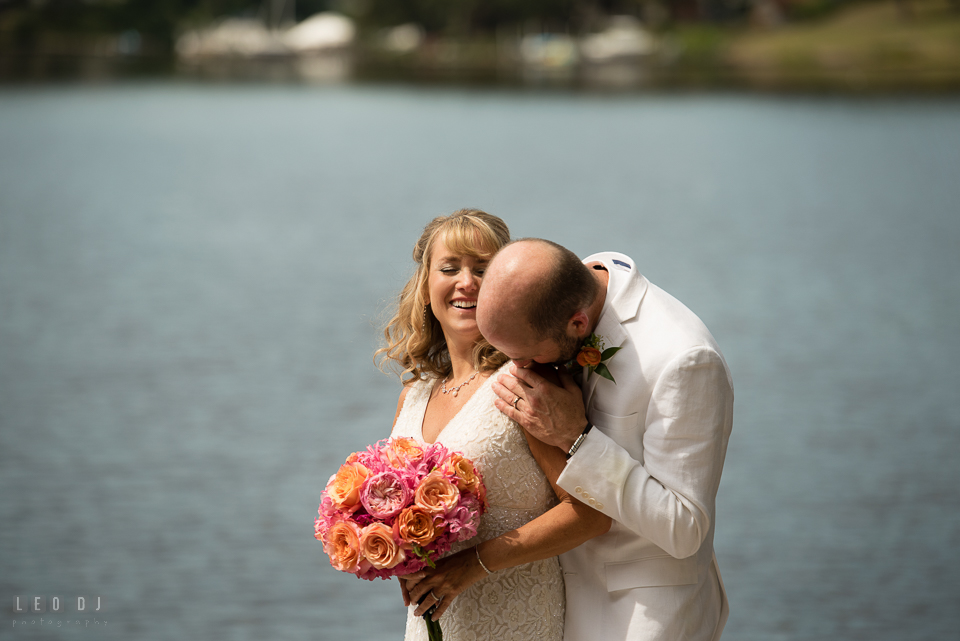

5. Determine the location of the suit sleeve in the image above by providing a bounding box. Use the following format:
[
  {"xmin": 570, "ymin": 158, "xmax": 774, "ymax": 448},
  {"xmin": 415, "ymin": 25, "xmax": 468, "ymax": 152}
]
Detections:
[{"xmin": 557, "ymin": 347, "xmax": 734, "ymax": 559}]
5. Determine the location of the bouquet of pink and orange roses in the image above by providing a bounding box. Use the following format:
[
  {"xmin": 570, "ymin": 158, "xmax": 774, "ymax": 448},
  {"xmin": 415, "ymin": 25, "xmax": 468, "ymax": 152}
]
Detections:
[{"xmin": 315, "ymin": 437, "xmax": 488, "ymax": 582}]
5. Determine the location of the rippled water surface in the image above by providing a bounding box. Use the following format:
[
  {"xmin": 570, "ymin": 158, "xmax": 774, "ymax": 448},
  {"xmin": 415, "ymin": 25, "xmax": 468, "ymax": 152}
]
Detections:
[{"xmin": 1, "ymin": 84, "xmax": 959, "ymax": 640}]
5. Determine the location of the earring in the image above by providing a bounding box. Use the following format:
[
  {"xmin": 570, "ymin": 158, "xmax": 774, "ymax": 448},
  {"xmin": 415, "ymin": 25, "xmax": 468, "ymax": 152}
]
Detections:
[{"xmin": 422, "ymin": 304, "xmax": 430, "ymax": 333}]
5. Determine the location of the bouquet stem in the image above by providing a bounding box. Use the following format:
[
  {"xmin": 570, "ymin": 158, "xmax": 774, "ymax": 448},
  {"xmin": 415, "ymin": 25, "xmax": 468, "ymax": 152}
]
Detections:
[
  {"xmin": 424, "ymin": 608, "xmax": 442, "ymax": 641},
  {"xmin": 419, "ymin": 598, "xmax": 443, "ymax": 641}
]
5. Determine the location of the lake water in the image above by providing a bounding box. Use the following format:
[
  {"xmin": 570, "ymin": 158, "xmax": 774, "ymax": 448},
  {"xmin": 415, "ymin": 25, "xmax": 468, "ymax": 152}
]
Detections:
[{"xmin": 1, "ymin": 84, "xmax": 959, "ymax": 641}]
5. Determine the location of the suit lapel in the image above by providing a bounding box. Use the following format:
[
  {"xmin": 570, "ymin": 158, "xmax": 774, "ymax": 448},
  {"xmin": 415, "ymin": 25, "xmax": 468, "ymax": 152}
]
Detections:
[
  {"xmin": 580, "ymin": 252, "xmax": 647, "ymax": 413},
  {"xmin": 582, "ymin": 312, "xmax": 627, "ymax": 412}
]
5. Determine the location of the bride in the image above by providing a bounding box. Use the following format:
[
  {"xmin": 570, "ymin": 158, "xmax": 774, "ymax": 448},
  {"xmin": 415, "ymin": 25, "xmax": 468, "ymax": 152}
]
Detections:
[{"xmin": 378, "ymin": 209, "xmax": 610, "ymax": 641}]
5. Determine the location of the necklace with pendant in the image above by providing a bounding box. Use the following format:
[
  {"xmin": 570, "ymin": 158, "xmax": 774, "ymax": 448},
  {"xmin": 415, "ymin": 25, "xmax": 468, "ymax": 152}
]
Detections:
[{"xmin": 441, "ymin": 370, "xmax": 479, "ymax": 397}]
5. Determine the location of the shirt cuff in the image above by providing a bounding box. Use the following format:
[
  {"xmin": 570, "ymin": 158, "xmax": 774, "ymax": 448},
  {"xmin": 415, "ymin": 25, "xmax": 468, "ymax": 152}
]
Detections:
[{"xmin": 557, "ymin": 430, "xmax": 609, "ymax": 507}]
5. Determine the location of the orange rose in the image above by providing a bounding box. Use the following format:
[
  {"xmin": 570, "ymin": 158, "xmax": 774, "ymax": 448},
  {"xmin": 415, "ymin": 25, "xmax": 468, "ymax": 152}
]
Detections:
[
  {"xmin": 444, "ymin": 453, "xmax": 481, "ymax": 494},
  {"xmin": 577, "ymin": 346, "xmax": 602, "ymax": 368},
  {"xmin": 475, "ymin": 480, "xmax": 489, "ymax": 510},
  {"xmin": 328, "ymin": 462, "xmax": 370, "ymax": 511},
  {"xmin": 360, "ymin": 522, "xmax": 405, "ymax": 570},
  {"xmin": 415, "ymin": 472, "xmax": 460, "ymax": 514},
  {"xmin": 325, "ymin": 520, "xmax": 363, "ymax": 573},
  {"xmin": 397, "ymin": 505, "xmax": 438, "ymax": 546},
  {"xmin": 385, "ymin": 437, "xmax": 425, "ymax": 467}
]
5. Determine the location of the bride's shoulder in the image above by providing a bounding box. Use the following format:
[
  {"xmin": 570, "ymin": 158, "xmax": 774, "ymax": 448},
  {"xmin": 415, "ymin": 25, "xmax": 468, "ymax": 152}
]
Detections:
[
  {"xmin": 473, "ymin": 364, "xmax": 516, "ymax": 422},
  {"xmin": 490, "ymin": 361, "xmax": 514, "ymax": 378}
]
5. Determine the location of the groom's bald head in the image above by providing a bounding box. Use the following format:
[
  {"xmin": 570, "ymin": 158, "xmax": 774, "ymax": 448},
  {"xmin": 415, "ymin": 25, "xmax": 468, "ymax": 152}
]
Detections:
[
  {"xmin": 478, "ymin": 240, "xmax": 552, "ymax": 338},
  {"xmin": 478, "ymin": 239, "xmax": 598, "ymax": 358}
]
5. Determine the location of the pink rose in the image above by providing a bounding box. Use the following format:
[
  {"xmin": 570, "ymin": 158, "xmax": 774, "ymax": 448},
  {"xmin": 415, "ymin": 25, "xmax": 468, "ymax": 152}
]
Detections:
[
  {"xmin": 324, "ymin": 520, "xmax": 364, "ymax": 573},
  {"xmin": 360, "ymin": 523, "xmax": 405, "ymax": 570},
  {"xmin": 361, "ymin": 470, "xmax": 413, "ymax": 520},
  {"xmin": 415, "ymin": 472, "xmax": 460, "ymax": 515}
]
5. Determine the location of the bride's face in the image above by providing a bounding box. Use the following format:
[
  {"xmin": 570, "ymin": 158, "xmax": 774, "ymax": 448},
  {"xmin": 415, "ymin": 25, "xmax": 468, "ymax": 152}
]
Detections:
[{"xmin": 426, "ymin": 236, "xmax": 489, "ymax": 347}]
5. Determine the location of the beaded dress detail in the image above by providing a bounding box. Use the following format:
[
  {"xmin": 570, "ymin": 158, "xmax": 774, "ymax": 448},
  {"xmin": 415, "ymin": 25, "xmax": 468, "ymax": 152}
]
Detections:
[{"xmin": 391, "ymin": 364, "xmax": 565, "ymax": 641}]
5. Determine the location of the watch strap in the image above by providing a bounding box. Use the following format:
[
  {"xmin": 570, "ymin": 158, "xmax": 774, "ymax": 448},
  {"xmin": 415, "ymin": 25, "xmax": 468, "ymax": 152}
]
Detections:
[{"xmin": 566, "ymin": 422, "xmax": 593, "ymax": 459}]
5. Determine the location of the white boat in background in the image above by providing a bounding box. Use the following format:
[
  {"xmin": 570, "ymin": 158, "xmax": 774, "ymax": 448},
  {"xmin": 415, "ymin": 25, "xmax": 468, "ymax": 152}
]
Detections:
[
  {"xmin": 176, "ymin": 12, "xmax": 355, "ymax": 59},
  {"xmin": 580, "ymin": 16, "xmax": 656, "ymax": 62},
  {"xmin": 282, "ymin": 13, "xmax": 355, "ymax": 53}
]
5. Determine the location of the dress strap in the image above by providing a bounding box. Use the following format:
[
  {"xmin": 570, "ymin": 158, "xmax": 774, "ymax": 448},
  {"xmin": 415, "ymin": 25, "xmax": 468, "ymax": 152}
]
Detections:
[{"xmin": 393, "ymin": 376, "xmax": 435, "ymax": 441}]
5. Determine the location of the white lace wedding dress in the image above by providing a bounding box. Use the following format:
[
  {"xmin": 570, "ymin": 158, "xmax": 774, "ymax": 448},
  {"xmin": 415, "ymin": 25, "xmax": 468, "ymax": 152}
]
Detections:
[{"xmin": 390, "ymin": 365, "xmax": 565, "ymax": 641}]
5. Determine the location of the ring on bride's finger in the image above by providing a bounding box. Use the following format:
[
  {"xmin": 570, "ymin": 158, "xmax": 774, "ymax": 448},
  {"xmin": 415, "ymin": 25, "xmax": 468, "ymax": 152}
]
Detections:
[
  {"xmin": 512, "ymin": 395, "xmax": 520, "ymax": 409},
  {"xmin": 430, "ymin": 591, "xmax": 442, "ymax": 601}
]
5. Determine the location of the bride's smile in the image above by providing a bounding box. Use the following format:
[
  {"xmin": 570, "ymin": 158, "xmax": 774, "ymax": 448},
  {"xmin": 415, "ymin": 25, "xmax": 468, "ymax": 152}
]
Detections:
[{"xmin": 426, "ymin": 238, "xmax": 489, "ymax": 347}]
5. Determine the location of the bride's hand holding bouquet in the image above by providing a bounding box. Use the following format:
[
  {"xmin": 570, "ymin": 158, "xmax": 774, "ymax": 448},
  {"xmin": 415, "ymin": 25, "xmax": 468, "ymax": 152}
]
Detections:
[{"xmin": 399, "ymin": 541, "xmax": 495, "ymax": 622}]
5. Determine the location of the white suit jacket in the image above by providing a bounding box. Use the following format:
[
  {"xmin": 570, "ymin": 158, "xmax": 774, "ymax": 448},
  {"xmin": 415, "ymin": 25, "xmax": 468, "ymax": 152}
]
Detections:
[{"xmin": 556, "ymin": 252, "xmax": 734, "ymax": 641}]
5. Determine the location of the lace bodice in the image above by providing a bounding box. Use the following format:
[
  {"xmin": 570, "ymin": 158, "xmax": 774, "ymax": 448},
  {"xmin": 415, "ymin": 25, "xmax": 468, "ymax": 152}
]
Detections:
[
  {"xmin": 390, "ymin": 364, "xmax": 564, "ymax": 641},
  {"xmin": 391, "ymin": 366, "xmax": 558, "ymax": 543}
]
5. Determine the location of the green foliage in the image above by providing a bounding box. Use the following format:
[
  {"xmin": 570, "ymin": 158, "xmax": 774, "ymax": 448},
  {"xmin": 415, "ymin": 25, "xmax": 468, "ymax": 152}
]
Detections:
[
  {"xmin": 594, "ymin": 362, "xmax": 615, "ymax": 382},
  {"xmin": 411, "ymin": 543, "xmax": 436, "ymax": 568},
  {"xmin": 0, "ymin": 1, "xmax": 291, "ymax": 50},
  {"xmin": 0, "ymin": 0, "xmax": 588, "ymax": 48},
  {"xmin": 600, "ymin": 346, "xmax": 621, "ymax": 361},
  {"xmin": 673, "ymin": 24, "xmax": 727, "ymax": 62},
  {"xmin": 785, "ymin": 0, "xmax": 841, "ymax": 21},
  {"xmin": 353, "ymin": 0, "xmax": 581, "ymax": 34}
]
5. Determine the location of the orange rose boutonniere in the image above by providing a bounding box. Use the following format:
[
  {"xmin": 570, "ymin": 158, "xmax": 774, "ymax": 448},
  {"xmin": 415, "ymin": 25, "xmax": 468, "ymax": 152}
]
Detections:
[
  {"xmin": 574, "ymin": 333, "xmax": 621, "ymax": 383},
  {"xmin": 577, "ymin": 346, "xmax": 602, "ymax": 368}
]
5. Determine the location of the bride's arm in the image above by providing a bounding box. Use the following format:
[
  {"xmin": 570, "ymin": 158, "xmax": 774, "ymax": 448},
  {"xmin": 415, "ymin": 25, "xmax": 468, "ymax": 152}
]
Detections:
[
  {"xmin": 404, "ymin": 430, "xmax": 611, "ymax": 620},
  {"xmin": 481, "ymin": 430, "xmax": 612, "ymax": 564}
]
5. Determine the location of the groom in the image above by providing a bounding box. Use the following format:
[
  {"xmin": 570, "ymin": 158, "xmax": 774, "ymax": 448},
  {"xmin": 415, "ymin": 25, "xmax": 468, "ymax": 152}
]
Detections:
[{"xmin": 476, "ymin": 239, "xmax": 734, "ymax": 641}]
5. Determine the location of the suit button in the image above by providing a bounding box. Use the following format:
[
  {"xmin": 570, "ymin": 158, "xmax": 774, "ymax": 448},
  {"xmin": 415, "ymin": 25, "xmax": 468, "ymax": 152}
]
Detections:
[
  {"xmin": 588, "ymin": 498, "xmax": 596, "ymax": 506},
  {"xmin": 597, "ymin": 502, "xmax": 604, "ymax": 509},
  {"xmin": 582, "ymin": 492, "xmax": 590, "ymax": 500},
  {"xmin": 575, "ymin": 486, "xmax": 583, "ymax": 494}
]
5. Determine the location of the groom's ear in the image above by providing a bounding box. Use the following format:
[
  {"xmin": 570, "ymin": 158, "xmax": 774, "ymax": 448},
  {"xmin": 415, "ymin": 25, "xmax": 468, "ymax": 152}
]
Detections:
[{"xmin": 569, "ymin": 311, "xmax": 591, "ymax": 337}]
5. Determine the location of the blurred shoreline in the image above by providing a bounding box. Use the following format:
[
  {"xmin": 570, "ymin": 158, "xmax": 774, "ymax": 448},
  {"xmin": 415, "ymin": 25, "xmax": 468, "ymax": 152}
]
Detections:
[{"xmin": 3, "ymin": 0, "xmax": 960, "ymax": 93}]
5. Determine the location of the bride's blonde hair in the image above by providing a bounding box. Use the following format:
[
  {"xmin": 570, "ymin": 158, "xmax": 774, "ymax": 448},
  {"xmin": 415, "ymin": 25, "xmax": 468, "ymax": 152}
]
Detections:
[{"xmin": 376, "ymin": 209, "xmax": 511, "ymax": 384}]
